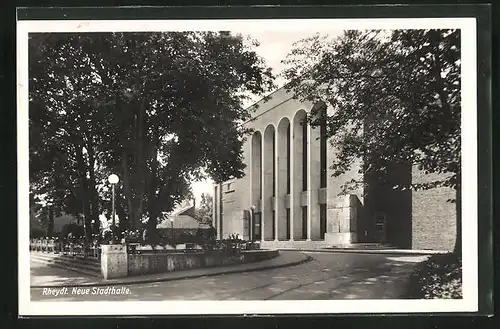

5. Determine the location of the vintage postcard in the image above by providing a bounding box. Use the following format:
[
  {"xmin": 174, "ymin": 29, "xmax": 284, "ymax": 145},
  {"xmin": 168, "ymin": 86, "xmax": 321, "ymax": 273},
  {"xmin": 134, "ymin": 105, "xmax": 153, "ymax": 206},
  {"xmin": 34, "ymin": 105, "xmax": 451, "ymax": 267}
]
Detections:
[{"xmin": 17, "ymin": 14, "xmax": 479, "ymax": 315}]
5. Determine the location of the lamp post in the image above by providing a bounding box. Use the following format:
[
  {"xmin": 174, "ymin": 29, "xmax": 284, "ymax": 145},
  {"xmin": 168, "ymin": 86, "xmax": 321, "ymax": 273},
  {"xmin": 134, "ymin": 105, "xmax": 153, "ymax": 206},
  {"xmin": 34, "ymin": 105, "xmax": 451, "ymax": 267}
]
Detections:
[
  {"xmin": 170, "ymin": 216, "xmax": 175, "ymax": 246},
  {"xmin": 108, "ymin": 174, "xmax": 119, "ymax": 237},
  {"xmin": 250, "ymin": 205, "xmax": 256, "ymax": 242}
]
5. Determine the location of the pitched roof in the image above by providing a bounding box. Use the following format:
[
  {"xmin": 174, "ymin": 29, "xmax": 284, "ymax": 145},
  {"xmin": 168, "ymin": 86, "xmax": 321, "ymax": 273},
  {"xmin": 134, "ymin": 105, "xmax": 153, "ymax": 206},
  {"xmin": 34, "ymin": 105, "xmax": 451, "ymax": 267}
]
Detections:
[
  {"xmin": 158, "ymin": 215, "xmax": 198, "ymax": 229},
  {"xmin": 157, "ymin": 203, "xmax": 201, "ymax": 229}
]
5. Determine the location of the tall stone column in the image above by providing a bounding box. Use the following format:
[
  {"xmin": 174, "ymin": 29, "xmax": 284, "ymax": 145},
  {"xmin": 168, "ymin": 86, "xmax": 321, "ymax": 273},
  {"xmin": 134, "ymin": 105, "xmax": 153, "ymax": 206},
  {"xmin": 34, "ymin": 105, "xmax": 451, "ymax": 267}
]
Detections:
[
  {"xmin": 276, "ymin": 118, "xmax": 289, "ymax": 241},
  {"xmin": 212, "ymin": 184, "xmax": 218, "ymax": 232},
  {"xmin": 324, "ymin": 106, "xmax": 362, "ymax": 246},
  {"xmin": 307, "ymin": 121, "xmax": 321, "ymax": 241},
  {"xmin": 325, "ymin": 195, "xmax": 359, "ymax": 245}
]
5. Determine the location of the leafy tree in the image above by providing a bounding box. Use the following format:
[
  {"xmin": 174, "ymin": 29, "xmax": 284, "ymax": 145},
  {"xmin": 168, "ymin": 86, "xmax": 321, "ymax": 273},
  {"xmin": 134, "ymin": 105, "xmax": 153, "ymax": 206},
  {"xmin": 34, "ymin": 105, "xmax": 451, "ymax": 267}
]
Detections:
[
  {"xmin": 29, "ymin": 32, "xmax": 275, "ymax": 244},
  {"xmin": 282, "ymin": 29, "xmax": 461, "ymax": 253},
  {"xmin": 29, "ymin": 34, "xmax": 112, "ymax": 243},
  {"xmin": 84, "ymin": 32, "xmax": 275, "ymax": 234}
]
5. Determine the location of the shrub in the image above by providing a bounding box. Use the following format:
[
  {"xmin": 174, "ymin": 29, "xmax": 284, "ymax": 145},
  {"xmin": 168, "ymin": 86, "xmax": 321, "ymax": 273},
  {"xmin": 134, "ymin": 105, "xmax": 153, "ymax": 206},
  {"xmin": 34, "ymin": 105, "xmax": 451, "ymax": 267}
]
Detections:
[
  {"xmin": 123, "ymin": 229, "xmax": 141, "ymax": 243},
  {"xmin": 405, "ymin": 253, "xmax": 462, "ymax": 299}
]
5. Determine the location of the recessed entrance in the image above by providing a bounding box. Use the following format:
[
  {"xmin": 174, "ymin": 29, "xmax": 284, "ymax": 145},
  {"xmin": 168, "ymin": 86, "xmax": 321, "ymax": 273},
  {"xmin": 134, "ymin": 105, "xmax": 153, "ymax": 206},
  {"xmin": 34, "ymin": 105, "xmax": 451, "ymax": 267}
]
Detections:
[{"xmin": 374, "ymin": 212, "xmax": 387, "ymax": 243}]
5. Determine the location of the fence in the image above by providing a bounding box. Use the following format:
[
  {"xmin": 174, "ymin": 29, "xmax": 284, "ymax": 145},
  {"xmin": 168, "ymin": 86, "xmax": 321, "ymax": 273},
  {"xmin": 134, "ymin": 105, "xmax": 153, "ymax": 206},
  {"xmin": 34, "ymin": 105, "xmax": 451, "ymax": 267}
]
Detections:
[{"xmin": 29, "ymin": 238, "xmax": 101, "ymax": 259}]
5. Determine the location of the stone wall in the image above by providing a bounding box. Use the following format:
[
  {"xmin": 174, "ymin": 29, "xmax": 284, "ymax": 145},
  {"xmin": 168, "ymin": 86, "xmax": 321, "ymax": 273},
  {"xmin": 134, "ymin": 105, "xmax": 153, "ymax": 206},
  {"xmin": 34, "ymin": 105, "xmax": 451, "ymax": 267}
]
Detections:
[{"xmin": 123, "ymin": 249, "xmax": 279, "ymax": 278}]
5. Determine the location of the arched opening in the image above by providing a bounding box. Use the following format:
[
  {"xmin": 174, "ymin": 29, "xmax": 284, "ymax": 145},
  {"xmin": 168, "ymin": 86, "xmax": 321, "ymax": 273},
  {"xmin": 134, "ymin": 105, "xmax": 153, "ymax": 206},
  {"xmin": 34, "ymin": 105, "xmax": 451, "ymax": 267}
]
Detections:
[
  {"xmin": 319, "ymin": 106, "xmax": 328, "ymax": 239},
  {"xmin": 319, "ymin": 107, "xmax": 327, "ymax": 189},
  {"xmin": 263, "ymin": 124, "xmax": 275, "ymax": 241},
  {"xmin": 302, "ymin": 117, "xmax": 308, "ymax": 192},
  {"xmin": 292, "ymin": 110, "xmax": 307, "ymax": 240},
  {"xmin": 306, "ymin": 103, "xmax": 324, "ymax": 241}
]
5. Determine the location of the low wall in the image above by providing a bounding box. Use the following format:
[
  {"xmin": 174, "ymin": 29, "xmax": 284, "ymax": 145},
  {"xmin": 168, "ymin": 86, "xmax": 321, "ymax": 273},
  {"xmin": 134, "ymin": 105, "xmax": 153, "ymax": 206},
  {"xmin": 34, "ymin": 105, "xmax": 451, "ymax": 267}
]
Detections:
[
  {"xmin": 101, "ymin": 245, "xmax": 279, "ymax": 279},
  {"xmin": 128, "ymin": 250, "xmax": 279, "ymax": 277}
]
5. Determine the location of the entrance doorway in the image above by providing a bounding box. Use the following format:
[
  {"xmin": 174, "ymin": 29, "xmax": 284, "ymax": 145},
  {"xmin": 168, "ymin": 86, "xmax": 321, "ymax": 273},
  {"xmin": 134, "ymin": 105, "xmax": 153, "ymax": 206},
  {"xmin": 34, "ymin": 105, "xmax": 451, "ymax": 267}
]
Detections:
[{"xmin": 374, "ymin": 212, "xmax": 387, "ymax": 243}]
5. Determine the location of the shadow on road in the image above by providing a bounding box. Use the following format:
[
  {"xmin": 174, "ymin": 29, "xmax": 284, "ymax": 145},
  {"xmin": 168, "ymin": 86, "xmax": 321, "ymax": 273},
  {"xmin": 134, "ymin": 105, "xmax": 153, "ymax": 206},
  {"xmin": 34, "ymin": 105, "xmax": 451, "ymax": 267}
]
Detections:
[
  {"xmin": 30, "ymin": 260, "xmax": 98, "ymax": 287},
  {"xmin": 326, "ymin": 255, "xmax": 429, "ymax": 299}
]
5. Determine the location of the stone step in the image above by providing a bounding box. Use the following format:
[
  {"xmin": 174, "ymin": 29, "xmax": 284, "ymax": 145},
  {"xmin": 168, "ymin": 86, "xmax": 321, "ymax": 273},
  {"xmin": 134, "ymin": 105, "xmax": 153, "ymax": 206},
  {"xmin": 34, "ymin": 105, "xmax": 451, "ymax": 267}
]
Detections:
[
  {"xmin": 326, "ymin": 243, "xmax": 397, "ymax": 250},
  {"xmin": 31, "ymin": 252, "xmax": 100, "ymax": 266},
  {"xmin": 31, "ymin": 252, "xmax": 101, "ymax": 277}
]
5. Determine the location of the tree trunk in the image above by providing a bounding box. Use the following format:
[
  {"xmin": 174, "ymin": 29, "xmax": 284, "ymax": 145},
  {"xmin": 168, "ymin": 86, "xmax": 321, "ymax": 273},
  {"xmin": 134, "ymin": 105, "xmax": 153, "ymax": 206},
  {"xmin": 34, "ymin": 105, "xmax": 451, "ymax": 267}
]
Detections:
[
  {"xmin": 122, "ymin": 98, "xmax": 148, "ymax": 232},
  {"xmin": 117, "ymin": 202, "xmax": 128, "ymax": 232},
  {"xmin": 75, "ymin": 145, "xmax": 92, "ymax": 243},
  {"xmin": 47, "ymin": 206, "xmax": 54, "ymax": 237},
  {"xmin": 453, "ymin": 182, "xmax": 462, "ymax": 255},
  {"xmin": 87, "ymin": 146, "xmax": 100, "ymax": 238},
  {"xmin": 88, "ymin": 185, "xmax": 100, "ymax": 240}
]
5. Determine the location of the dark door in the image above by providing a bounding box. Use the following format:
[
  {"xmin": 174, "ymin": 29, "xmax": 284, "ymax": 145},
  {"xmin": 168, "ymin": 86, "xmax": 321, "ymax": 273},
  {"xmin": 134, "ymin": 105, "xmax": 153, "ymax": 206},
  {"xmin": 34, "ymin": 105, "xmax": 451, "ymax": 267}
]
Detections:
[
  {"xmin": 320, "ymin": 204, "xmax": 327, "ymax": 239},
  {"xmin": 374, "ymin": 212, "xmax": 387, "ymax": 243},
  {"xmin": 253, "ymin": 212, "xmax": 262, "ymax": 240}
]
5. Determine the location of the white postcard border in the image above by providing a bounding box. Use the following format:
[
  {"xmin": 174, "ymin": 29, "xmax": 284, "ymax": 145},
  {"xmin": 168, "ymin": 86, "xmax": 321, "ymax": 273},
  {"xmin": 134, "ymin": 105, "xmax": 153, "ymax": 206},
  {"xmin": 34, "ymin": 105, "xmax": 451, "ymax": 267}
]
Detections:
[{"xmin": 17, "ymin": 17, "xmax": 478, "ymax": 315}]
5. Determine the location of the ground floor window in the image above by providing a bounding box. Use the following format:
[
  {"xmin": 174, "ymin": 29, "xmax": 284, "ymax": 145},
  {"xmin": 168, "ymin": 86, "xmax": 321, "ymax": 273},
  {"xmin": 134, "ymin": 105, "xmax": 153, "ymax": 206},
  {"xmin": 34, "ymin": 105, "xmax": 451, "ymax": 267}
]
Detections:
[
  {"xmin": 253, "ymin": 212, "xmax": 262, "ymax": 241},
  {"xmin": 320, "ymin": 204, "xmax": 327, "ymax": 239},
  {"xmin": 374, "ymin": 212, "xmax": 387, "ymax": 243}
]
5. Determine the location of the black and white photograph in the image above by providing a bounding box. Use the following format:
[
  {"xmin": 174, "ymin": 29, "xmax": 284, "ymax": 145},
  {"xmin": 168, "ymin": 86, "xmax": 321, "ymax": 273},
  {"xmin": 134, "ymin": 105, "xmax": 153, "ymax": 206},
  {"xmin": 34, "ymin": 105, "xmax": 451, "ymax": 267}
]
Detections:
[{"xmin": 17, "ymin": 16, "xmax": 479, "ymax": 315}]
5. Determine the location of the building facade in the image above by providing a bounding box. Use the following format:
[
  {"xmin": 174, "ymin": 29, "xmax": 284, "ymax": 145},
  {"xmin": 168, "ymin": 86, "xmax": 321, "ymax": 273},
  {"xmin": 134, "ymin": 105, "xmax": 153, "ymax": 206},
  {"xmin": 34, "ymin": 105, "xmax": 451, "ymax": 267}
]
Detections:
[{"xmin": 212, "ymin": 87, "xmax": 457, "ymax": 251}]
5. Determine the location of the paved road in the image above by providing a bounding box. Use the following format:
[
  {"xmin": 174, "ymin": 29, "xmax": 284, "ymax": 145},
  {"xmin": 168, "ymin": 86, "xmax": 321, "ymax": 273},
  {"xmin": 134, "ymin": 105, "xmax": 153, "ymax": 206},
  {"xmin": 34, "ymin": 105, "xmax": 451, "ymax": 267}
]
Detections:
[{"xmin": 30, "ymin": 251, "xmax": 427, "ymax": 301}]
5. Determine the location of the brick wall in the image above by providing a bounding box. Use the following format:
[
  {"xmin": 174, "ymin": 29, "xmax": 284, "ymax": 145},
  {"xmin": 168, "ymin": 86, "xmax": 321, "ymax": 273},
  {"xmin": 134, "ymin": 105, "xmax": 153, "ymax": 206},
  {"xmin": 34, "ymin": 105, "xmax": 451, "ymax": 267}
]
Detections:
[
  {"xmin": 215, "ymin": 86, "xmax": 458, "ymax": 251},
  {"xmin": 411, "ymin": 167, "xmax": 456, "ymax": 251},
  {"xmin": 364, "ymin": 163, "xmax": 457, "ymax": 251},
  {"xmin": 363, "ymin": 163, "xmax": 412, "ymax": 248}
]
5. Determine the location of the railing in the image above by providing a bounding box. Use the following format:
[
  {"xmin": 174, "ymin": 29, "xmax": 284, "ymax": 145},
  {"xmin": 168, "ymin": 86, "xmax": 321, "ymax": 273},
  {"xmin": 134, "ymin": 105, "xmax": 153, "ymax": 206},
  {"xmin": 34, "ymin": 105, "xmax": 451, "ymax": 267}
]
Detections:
[{"xmin": 30, "ymin": 239, "xmax": 101, "ymax": 259}]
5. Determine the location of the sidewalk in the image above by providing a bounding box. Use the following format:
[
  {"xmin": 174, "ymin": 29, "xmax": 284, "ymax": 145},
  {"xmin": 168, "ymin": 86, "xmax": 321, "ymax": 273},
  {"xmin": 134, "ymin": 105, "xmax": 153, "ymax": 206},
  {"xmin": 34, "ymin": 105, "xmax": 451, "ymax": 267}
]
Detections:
[{"xmin": 31, "ymin": 251, "xmax": 312, "ymax": 288}]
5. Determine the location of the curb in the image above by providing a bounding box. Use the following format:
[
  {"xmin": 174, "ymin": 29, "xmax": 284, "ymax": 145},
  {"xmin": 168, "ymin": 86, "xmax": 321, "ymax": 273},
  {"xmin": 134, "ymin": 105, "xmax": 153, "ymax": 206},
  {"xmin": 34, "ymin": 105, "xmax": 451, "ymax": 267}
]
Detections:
[
  {"xmin": 31, "ymin": 254, "xmax": 313, "ymax": 288},
  {"xmin": 278, "ymin": 248, "xmax": 448, "ymax": 256}
]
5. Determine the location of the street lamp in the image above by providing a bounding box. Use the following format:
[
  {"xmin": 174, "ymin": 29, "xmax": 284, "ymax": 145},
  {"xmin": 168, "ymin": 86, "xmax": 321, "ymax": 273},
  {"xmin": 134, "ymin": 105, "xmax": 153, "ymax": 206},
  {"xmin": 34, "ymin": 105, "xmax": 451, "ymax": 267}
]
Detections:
[
  {"xmin": 250, "ymin": 205, "xmax": 256, "ymax": 242},
  {"xmin": 169, "ymin": 216, "xmax": 175, "ymax": 246},
  {"xmin": 108, "ymin": 174, "xmax": 119, "ymax": 232}
]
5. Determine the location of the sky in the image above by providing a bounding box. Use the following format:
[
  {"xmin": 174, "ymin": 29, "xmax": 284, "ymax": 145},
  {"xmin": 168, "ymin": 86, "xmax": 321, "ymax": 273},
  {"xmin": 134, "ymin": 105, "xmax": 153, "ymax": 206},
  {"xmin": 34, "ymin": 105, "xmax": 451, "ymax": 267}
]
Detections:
[{"xmin": 190, "ymin": 29, "xmax": 342, "ymax": 203}]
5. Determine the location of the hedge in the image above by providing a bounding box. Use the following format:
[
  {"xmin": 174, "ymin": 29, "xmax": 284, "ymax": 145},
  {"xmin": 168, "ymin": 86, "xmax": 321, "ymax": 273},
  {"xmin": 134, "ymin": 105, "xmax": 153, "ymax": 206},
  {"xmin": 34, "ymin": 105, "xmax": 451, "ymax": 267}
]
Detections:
[{"xmin": 405, "ymin": 253, "xmax": 462, "ymax": 299}]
